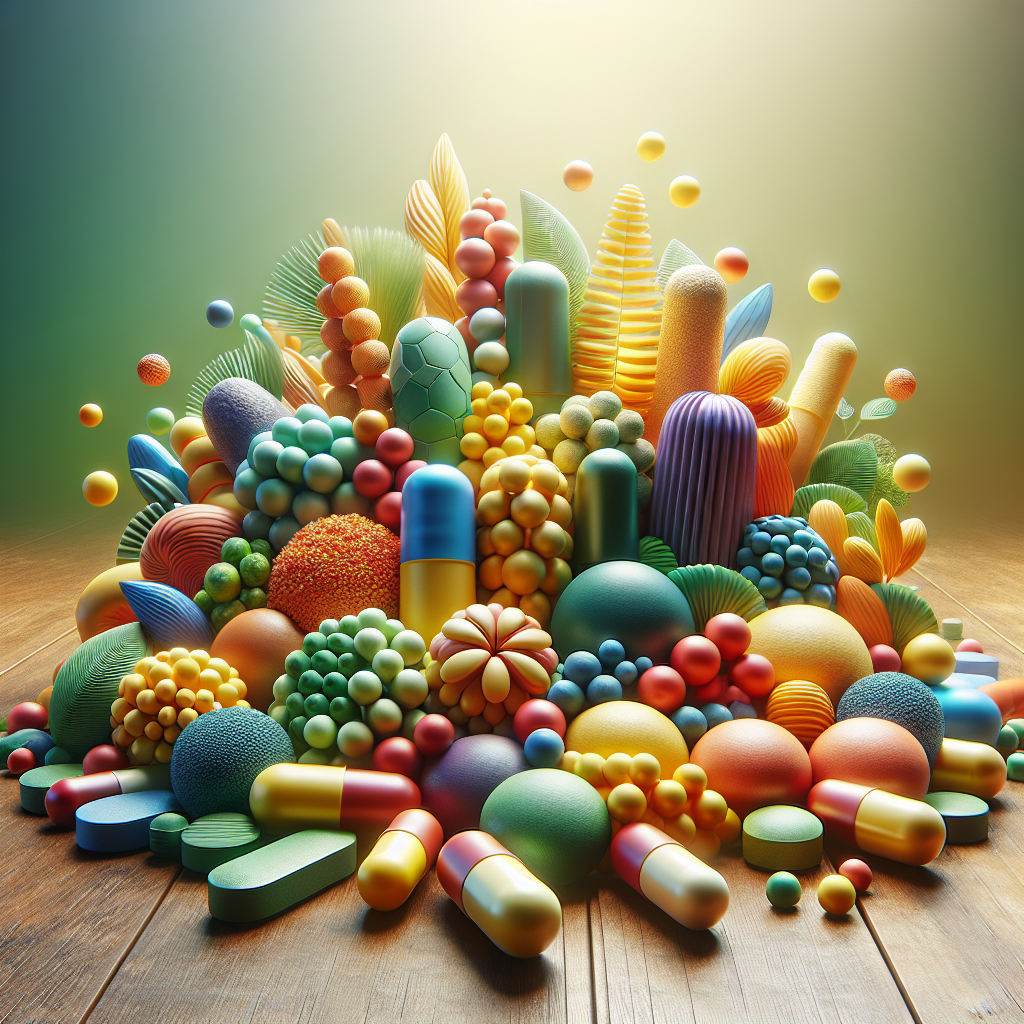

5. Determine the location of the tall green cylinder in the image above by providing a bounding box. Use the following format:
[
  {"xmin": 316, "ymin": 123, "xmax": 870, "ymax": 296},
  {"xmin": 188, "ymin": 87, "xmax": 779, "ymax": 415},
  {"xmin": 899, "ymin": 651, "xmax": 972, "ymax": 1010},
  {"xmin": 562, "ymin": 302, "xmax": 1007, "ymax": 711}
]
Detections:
[
  {"xmin": 572, "ymin": 448, "xmax": 639, "ymax": 572},
  {"xmin": 504, "ymin": 261, "xmax": 571, "ymax": 416}
]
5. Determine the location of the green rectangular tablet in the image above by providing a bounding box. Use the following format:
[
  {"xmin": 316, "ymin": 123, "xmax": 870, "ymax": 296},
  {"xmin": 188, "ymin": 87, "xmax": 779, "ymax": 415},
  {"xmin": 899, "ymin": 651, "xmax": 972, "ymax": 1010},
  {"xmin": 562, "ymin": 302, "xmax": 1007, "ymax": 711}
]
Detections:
[{"xmin": 207, "ymin": 829, "xmax": 356, "ymax": 923}]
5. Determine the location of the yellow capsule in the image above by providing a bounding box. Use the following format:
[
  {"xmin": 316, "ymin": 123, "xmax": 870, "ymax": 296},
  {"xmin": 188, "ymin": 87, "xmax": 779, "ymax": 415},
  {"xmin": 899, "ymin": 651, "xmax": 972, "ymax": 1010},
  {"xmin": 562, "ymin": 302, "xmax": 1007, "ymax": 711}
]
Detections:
[
  {"xmin": 930, "ymin": 737, "xmax": 1006, "ymax": 799},
  {"xmin": 357, "ymin": 809, "xmax": 443, "ymax": 911}
]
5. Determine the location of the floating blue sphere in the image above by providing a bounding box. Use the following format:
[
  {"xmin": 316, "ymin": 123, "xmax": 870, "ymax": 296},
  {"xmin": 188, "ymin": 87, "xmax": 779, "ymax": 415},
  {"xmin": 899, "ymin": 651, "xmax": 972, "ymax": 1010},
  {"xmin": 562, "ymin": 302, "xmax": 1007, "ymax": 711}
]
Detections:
[{"xmin": 206, "ymin": 299, "xmax": 234, "ymax": 328}]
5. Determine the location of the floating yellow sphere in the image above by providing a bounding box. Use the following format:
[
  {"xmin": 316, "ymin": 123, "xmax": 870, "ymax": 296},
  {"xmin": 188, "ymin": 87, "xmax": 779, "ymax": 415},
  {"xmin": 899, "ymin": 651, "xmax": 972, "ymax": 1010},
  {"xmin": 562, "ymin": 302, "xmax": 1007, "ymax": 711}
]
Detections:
[
  {"xmin": 808, "ymin": 269, "xmax": 841, "ymax": 302},
  {"xmin": 83, "ymin": 471, "xmax": 118, "ymax": 506},
  {"xmin": 563, "ymin": 159, "xmax": 594, "ymax": 191},
  {"xmin": 900, "ymin": 632, "xmax": 955, "ymax": 685},
  {"xmin": 817, "ymin": 874, "xmax": 857, "ymax": 915},
  {"xmin": 893, "ymin": 453, "xmax": 931, "ymax": 493},
  {"xmin": 669, "ymin": 175, "xmax": 701, "ymax": 208},
  {"xmin": 79, "ymin": 403, "xmax": 103, "ymax": 427},
  {"xmin": 636, "ymin": 131, "xmax": 666, "ymax": 162}
]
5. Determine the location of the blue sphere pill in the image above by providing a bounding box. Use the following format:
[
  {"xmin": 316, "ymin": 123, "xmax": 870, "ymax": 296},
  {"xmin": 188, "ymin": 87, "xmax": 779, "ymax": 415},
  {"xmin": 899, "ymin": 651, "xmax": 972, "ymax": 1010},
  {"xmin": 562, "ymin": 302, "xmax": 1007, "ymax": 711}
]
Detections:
[
  {"xmin": 242, "ymin": 510, "xmax": 272, "ymax": 540},
  {"xmin": 793, "ymin": 529, "xmax": 816, "ymax": 548},
  {"xmin": 806, "ymin": 584, "xmax": 834, "ymax": 608},
  {"xmin": 779, "ymin": 587, "xmax": 805, "ymax": 605},
  {"xmin": 784, "ymin": 545, "xmax": 808, "ymax": 567},
  {"xmin": 331, "ymin": 436, "xmax": 374, "ymax": 476},
  {"xmin": 587, "ymin": 675, "xmax": 623, "ymax": 704},
  {"xmin": 303, "ymin": 453, "xmax": 344, "ymax": 493},
  {"xmin": 670, "ymin": 705, "xmax": 708, "ymax": 749},
  {"xmin": 563, "ymin": 651, "xmax": 603, "ymax": 686},
  {"xmin": 328, "ymin": 416, "xmax": 353, "ymax": 440},
  {"xmin": 769, "ymin": 534, "xmax": 791, "ymax": 555},
  {"xmin": 806, "ymin": 546, "xmax": 829, "ymax": 570},
  {"xmin": 523, "ymin": 728, "xmax": 565, "ymax": 768},
  {"xmin": 276, "ymin": 446, "xmax": 309, "ymax": 484},
  {"xmin": 271, "ymin": 417, "xmax": 302, "ymax": 448},
  {"xmin": 247, "ymin": 431, "xmax": 273, "ymax": 466},
  {"xmin": 758, "ymin": 575, "xmax": 783, "ymax": 600},
  {"xmin": 598, "ymin": 639, "xmax": 626, "ymax": 671},
  {"xmin": 785, "ymin": 567, "xmax": 812, "ymax": 590},
  {"xmin": 750, "ymin": 531, "xmax": 772, "ymax": 555},
  {"xmin": 635, "ymin": 657, "xmax": 653, "ymax": 675},
  {"xmin": 547, "ymin": 680, "xmax": 586, "ymax": 719},
  {"xmin": 740, "ymin": 565, "xmax": 762, "ymax": 585},
  {"xmin": 252, "ymin": 440, "xmax": 284, "ymax": 477},
  {"xmin": 826, "ymin": 561, "xmax": 840, "ymax": 584},
  {"xmin": 206, "ymin": 299, "xmax": 234, "ymax": 328},
  {"xmin": 614, "ymin": 660, "xmax": 639, "ymax": 686},
  {"xmin": 737, "ymin": 547, "xmax": 757, "ymax": 568},
  {"xmin": 701, "ymin": 703, "xmax": 734, "ymax": 729},
  {"xmin": 268, "ymin": 515, "xmax": 300, "ymax": 550},
  {"xmin": 761, "ymin": 552, "xmax": 785, "ymax": 577},
  {"xmin": 730, "ymin": 701, "xmax": 757, "ymax": 720},
  {"xmin": 298, "ymin": 420, "xmax": 334, "ymax": 456}
]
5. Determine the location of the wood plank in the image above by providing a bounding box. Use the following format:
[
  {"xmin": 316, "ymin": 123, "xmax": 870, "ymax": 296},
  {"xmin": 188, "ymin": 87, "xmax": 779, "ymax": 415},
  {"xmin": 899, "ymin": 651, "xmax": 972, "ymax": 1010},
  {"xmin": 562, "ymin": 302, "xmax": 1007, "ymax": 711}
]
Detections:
[
  {"xmin": 0, "ymin": 649, "xmax": 179, "ymax": 1024},
  {"xmin": 826, "ymin": 785, "xmax": 1024, "ymax": 1024},
  {"xmin": 0, "ymin": 631, "xmax": 81, "ymax": 711},
  {"xmin": 89, "ymin": 865, "xmax": 592, "ymax": 1024},
  {"xmin": 588, "ymin": 851, "xmax": 915, "ymax": 1024}
]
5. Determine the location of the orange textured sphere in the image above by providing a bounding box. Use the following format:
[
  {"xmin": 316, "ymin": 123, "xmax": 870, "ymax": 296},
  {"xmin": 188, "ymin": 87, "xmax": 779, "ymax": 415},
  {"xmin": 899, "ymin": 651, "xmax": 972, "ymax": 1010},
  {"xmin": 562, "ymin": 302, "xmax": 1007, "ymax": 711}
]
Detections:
[
  {"xmin": 79, "ymin": 403, "xmax": 103, "ymax": 427},
  {"xmin": 713, "ymin": 247, "xmax": 749, "ymax": 283},
  {"xmin": 808, "ymin": 717, "xmax": 930, "ymax": 800},
  {"xmin": 689, "ymin": 718, "xmax": 812, "ymax": 818},
  {"xmin": 267, "ymin": 514, "xmax": 400, "ymax": 632},
  {"xmin": 884, "ymin": 368, "xmax": 917, "ymax": 402},
  {"xmin": 137, "ymin": 353, "xmax": 171, "ymax": 386},
  {"xmin": 766, "ymin": 680, "xmax": 835, "ymax": 749},
  {"xmin": 353, "ymin": 409, "xmax": 389, "ymax": 446},
  {"xmin": 209, "ymin": 608, "xmax": 304, "ymax": 712}
]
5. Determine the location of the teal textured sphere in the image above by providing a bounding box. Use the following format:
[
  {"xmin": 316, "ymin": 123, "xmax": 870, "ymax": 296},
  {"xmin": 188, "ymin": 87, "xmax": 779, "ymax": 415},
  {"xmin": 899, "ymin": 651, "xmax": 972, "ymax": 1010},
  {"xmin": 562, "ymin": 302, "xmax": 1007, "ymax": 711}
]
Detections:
[
  {"xmin": 766, "ymin": 871, "xmax": 803, "ymax": 908},
  {"xmin": 480, "ymin": 767, "xmax": 611, "ymax": 885},
  {"xmin": 170, "ymin": 706, "xmax": 294, "ymax": 818},
  {"xmin": 389, "ymin": 317, "xmax": 472, "ymax": 466},
  {"xmin": 550, "ymin": 560, "xmax": 695, "ymax": 663}
]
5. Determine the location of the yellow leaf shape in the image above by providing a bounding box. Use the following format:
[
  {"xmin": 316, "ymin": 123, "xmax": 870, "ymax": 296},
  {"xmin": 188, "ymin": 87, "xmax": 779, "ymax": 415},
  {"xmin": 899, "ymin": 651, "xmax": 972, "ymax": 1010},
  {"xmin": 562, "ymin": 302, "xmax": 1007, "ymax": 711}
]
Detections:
[
  {"xmin": 467, "ymin": 604, "xmax": 498, "ymax": 646},
  {"xmin": 405, "ymin": 180, "xmax": 448, "ymax": 266},
  {"xmin": 500, "ymin": 627, "xmax": 553, "ymax": 652},
  {"xmin": 439, "ymin": 647, "xmax": 490, "ymax": 684},
  {"xmin": 719, "ymin": 337, "xmax": 792, "ymax": 407},
  {"xmin": 482, "ymin": 656, "xmax": 511, "ymax": 703},
  {"xmin": 496, "ymin": 606, "xmax": 528, "ymax": 645},
  {"xmin": 875, "ymin": 498, "xmax": 903, "ymax": 582},
  {"xmin": 441, "ymin": 617, "xmax": 487, "ymax": 646},
  {"xmin": 895, "ymin": 518, "xmax": 927, "ymax": 577},
  {"xmin": 282, "ymin": 350, "xmax": 327, "ymax": 411},
  {"xmin": 428, "ymin": 134, "xmax": 470, "ymax": 284},
  {"xmin": 572, "ymin": 184, "xmax": 663, "ymax": 416},
  {"xmin": 809, "ymin": 499, "xmax": 849, "ymax": 570},
  {"xmin": 760, "ymin": 415, "xmax": 798, "ymax": 461},
  {"xmin": 500, "ymin": 651, "xmax": 551, "ymax": 694},
  {"xmin": 423, "ymin": 253, "xmax": 462, "ymax": 321},
  {"xmin": 322, "ymin": 218, "xmax": 347, "ymax": 248},
  {"xmin": 843, "ymin": 536, "xmax": 884, "ymax": 584}
]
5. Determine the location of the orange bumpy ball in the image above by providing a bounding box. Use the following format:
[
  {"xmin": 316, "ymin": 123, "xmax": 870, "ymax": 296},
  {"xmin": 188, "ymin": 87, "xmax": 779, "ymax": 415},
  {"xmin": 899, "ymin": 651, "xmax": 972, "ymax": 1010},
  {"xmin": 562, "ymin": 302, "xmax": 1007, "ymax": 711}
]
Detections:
[
  {"xmin": 137, "ymin": 353, "xmax": 171, "ymax": 386},
  {"xmin": 343, "ymin": 307, "xmax": 382, "ymax": 345},
  {"xmin": 267, "ymin": 514, "xmax": 400, "ymax": 632},
  {"xmin": 318, "ymin": 246, "xmax": 355, "ymax": 284},
  {"xmin": 350, "ymin": 340, "xmax": 391, "ymax": 378},
  {"xmin": 884, "ymin": 367, "xmax": 916, "ymax": 402}
]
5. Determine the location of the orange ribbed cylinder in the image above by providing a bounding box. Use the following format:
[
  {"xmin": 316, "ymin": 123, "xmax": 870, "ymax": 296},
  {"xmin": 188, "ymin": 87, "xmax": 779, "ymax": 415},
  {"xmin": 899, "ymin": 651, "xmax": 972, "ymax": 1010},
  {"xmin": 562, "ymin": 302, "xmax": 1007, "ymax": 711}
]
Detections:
[{"xmin": 766, "ymin": 680, "xmax": 835, "ymax": 749}]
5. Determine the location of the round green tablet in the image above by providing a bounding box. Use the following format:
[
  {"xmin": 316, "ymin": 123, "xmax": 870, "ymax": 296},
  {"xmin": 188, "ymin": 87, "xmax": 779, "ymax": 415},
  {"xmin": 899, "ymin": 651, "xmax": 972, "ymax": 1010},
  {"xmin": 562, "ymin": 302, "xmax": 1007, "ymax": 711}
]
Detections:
[
  {"xmin": 371, "ymin": 648, "xmax": 405, "ymax": 684},
  {"xmin": 996, "ymin": 725, "xmax": 1019, "ymax": 756},
  {"xmin": 354, "ymin": 627, "xmax": 388, "ymax": 661},
  {"xmin": 348, "ymin": 670, "xmax": 383, "ymax": 705},
  {"xmin": 924, "ymin": 791, "xmax": 990, "ymax": 844},
  {"xmin": 1007, "ymin": 752, "xmax": 1024, "ymax": 782},
  {"xmin": 19, "ymin": 763, "xmax": 83, "ymax": 815},
  {"xmin": 743, "ymin": 805, "xmax": 823, "ymax": 871},
  {"xmin": 766, "ymin": 871, "xmax": 802, "ymax": 908}
]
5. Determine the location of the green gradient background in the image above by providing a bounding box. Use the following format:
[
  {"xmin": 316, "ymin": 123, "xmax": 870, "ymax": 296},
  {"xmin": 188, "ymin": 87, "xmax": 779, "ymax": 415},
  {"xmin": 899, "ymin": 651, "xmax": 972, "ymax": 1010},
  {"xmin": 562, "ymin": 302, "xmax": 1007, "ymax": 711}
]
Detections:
[{"xmin": 2, "ymin": 0, "xmax": 1021, "ymax": 535}]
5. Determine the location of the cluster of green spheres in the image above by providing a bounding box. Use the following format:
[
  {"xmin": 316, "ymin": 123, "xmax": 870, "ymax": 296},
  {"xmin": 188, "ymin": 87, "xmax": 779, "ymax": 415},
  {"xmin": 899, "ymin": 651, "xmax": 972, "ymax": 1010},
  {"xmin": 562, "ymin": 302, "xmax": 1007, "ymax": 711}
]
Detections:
[
  {"xmin": 193, "ymin": 536, "xmax": 273, "ymax": 631},
  {"xmin": 389, "ymin": 317, "xmax": 473, "ymax": 467},
  {"xmin": 232, "ymin": 404, "xmax": 375, "ymax": 552},
  {"xmin": 267, "ymin": 607, "xmax": 429, "ymax": 764}
]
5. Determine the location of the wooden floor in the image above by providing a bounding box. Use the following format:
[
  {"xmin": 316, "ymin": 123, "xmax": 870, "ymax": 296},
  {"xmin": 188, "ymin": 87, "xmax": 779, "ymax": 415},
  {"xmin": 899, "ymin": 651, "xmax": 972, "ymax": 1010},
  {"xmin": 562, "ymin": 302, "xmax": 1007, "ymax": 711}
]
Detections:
[{"xmin": 1, "ymin": 512, "xmax": 1021, "ymax": 1024}]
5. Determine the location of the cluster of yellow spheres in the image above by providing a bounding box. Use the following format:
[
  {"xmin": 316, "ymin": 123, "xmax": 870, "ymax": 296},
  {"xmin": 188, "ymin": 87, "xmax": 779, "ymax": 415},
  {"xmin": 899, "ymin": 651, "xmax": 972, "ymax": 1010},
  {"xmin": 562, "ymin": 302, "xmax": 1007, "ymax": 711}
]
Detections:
[
  {"xmin": 562, "ymin": 751, "xmax": 741, "ymax": 862},
  {"xmin": 109, "ymin": 648, "xmax": 249, "ymax": 765},
  {"xmin": 458, "ymin": 381, "xmax": 546, "ymax": 494},
  {"xmin": 475, "ymin": 454, "xmax": 575, "ymax": 627}
]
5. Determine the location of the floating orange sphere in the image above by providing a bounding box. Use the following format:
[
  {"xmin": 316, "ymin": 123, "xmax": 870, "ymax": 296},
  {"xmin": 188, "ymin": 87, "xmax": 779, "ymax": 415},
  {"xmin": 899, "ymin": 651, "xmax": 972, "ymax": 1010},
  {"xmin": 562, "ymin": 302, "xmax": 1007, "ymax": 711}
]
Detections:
[
  {"xmin": 884, "ymin": 367, "xmax": 917, "ymax": 402},
  {"xmin": 137, "ymin": 353, "xmax": 171, "ymax": 386},
  {"xmin": 713, "ymin": 247, "xmax": 749, "ymax": 283},
  {"xmin": 808, "ymin": 717, "xmax": 930, "ymax": 800},
  {"xmin": 82, "ymin": 471, "xmax": 118, "ymax": 506},
  {"xmin": 689, "ymin": 718, "xmax": 812, "ymax": 818},
  {"xmin": 79, "ymin": 403, "xmax": 103, "ymax": 427},
  {"xmin": 562, "ymin": 160, "xmax": 594, "ymax": 191}
]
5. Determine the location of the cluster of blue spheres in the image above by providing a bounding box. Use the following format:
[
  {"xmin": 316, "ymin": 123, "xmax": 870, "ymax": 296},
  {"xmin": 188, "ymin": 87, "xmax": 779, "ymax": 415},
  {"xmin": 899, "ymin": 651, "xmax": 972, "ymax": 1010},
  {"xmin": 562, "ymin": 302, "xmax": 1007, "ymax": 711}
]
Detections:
[
  {"xmin": 737, "ymin": 515, "xmax": 839, "ymax": 610},
  {"xmin": 546, "ymin": 639, "xmax": 653, "ymax": 721}
]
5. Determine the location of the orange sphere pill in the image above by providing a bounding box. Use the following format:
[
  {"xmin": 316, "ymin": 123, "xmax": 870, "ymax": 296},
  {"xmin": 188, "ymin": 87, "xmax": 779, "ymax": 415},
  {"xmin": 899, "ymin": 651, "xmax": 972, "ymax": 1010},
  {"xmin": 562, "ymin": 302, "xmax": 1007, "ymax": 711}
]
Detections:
[
  {"xmin": 332, "ymin": 276, "xmax": 370, "ymax": 315},
  {"xmin": 884, "ymin": 367, "xmax": 916, "ymax": 402},
  {"xmin": 79, "ymin": 403, "xmax": 103, "ymax": 427},
  {"xmin": 82, "ymin": 471, "xmax": 118, "ymax": 506},
  {"xmin": 353, "ymin": 409, "xmax": 389, "ymax": 446},
  {"xmin": 318, "ymin": 246, "xmax": 355, "ymax": 284},
  {"xmin": 137, "ymin": 354, "xmax": 170, "ymax": 386},
  {"xmin": 713, "ymin": 247, "xmax": 749, "ymax": 283}
]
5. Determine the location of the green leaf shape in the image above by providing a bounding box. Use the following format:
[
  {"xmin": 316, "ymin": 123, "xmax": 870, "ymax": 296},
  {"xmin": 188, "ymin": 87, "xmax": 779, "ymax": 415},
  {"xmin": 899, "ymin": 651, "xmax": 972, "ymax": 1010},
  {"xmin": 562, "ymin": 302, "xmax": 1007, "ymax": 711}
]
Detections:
[
  {"xmin": 185, "ymin": 331, "xmax": 284, "ymax": 418},
  {"xmin": 845, "ymin": 510, "xmax": 879, "ymax": 552},
  {"xmin": 861, "ymin": 397, "xmax": 897, "ymax": 421},
  {"xmin": 666, "ymin": 564, "xmax": 767, "ymax": 632},
  {"xmin": 116, "ymin": 502, "xmax": 171, "ymax": 564},
  {"xmin": 721, "ymin": 283, "xmax": 773, "ymax": 364},
  {"xmin": 656, "ymin": 239, "xmax": 703, "ymax": 292},
  {"xmin": 837, "ymin": 397, "xmax": 854, "ymax": 420},
  {"xmin": 639, "ymin": 536, "xmax": 679, "ymax": 575},
  {"xmin": 263, "ymin": 233, "xmax": 328, "ymax": 355},
  {"xmin": 809, "ymin": 438, "xmax": 879, "ymax": 502},
  {"xmin": 130, "ymin": 468, "xmax": 188, "ymax": 508},
  {"xmin": 861, "ymin": 433, "xmax": 908, "ymax": 515},
  {"xmin": 520, "ymin": 190, "xmax": 590, "ymax": 344},
  {"xmin": 871, "ymin": 583, "xmax": 938, "ymax": 655},
  {"xmin": 792, "ymin": 483, "xmax": 867, "ymax": 518},
  {"xmin": 343, "ymin": 227, "xmax": 425, "ymax": 351}
]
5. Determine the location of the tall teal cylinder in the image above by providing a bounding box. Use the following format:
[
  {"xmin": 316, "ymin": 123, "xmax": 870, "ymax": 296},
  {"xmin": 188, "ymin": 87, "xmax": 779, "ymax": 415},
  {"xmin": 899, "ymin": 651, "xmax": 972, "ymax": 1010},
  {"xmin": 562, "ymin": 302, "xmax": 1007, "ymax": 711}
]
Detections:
[
  {"xmin": 572, "ymin": 449, "xmax": 639, "ymax": 572},
  {"xmin": 504, "ymin": 262, "xmax": 571, "ymax": 416}
]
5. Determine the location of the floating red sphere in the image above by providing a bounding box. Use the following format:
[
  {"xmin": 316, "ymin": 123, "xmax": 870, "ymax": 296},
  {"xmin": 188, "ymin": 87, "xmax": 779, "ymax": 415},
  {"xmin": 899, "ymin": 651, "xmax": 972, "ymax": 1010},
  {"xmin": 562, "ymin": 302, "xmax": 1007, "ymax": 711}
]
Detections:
[
  {"xmin": 868, "ymin": 644, "xmax": 902, "ymax": 673},
  {"xmin": 455, "ymin": 278, "xmax": 498, "ymax": 317},
  {"xmin": 838, "ymin": 858, "xmax": 873, "ymax": 891},
  {"xmin": 372, "ymin": 491, "xmax": 403, "ymax": 533},
  {"xmin": 6, "ymin": 701, "xmax": 48, "ymax": 733},
  {"xmin": 454, "ymin": 237, "xmax": 496, "ymax": 280},
  {"xmin": 413, "ymin": 713, "xmax": 456, "ymax": 758},
  {"xmin": 513, "ymin": 699, "xmax": 567, "ymax": 742},
  {"xmin": 82, "ymin": 744, "xmax": 130, "ymax": 775},
  {"xmin": 7, "ymin": 748, "xmax": 36, "ymax": 774},
  {"xmin": 137, "ymin": 353, "xmax": 171, "ymax": 386},
  {"xmin": 689, "ymin": 674, "xmax": 728, "ymax": 705},
  {"xmin": 670, "ymin": 635, "xmax": 722, "ymax": 687},
  {"xmin": 956, "ymin": 638, "xmax": 984, "ymax": 654},
  {"xmin": 729, "ymin": 653, "xmax": 776, "ymax": 698},
  {"xmin": 637, "ymin": 665, "xmax": 687, "ymax": 714},
  {"xmin": 459, "ymin": 208, "xmax": 494, "ymax": 239},
  {"xmin": 395, "ymin": 460, "xmax": 427, "ymax": 492},
  {"xmin": 375, "ymin": 428, "xmax": 415, "ymax": 469},
  {"xmin": 483, "ymin": 221, "xmax": 521, "ymax": 259}
]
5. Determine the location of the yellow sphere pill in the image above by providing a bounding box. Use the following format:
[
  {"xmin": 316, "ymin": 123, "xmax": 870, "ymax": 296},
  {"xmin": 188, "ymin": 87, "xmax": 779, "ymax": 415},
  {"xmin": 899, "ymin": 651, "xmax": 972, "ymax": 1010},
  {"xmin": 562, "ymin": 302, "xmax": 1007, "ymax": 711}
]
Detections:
[
  {"xmin": 509, "ymin": 398, "xmax": 534, "ymax": 424},
  {"xmin": 669, "ymin": 175, "xmax": 701, "ymax": 208},
  {"xmin": 652, "ymin": 779, "xmax": 688, "ymax": 819},
  {"xmin": 195, "ymin": 689, "xmax": 215, "ymax": 713},
  {"xmin": 461, "ymin": 432, "xmax": 488, "ymax": 460},
  {"xmin": 673, "ymin": 763, "xmax": 708, "ymax": 798},
  {"xmin": 136, "ymin": 689, "xmax": 160, "ymax": 715},
  {"xmin": 167, "ymin": 647, "xmax": 190, "ymax": 664},
  {"xmin": 486, "ymin": 389, "xmax": 512, "ymax": 416},
  {"xmin": 817, "ymin": 873, "xmax": 857, "ymax": 915},
  {"xmin": 808, "ymin": 268, "xmax": 841, "ymax": 302},
  {"xmin": 188, "ymin": 649, "xmax": 211, "ymax": 668},
  {"xmin": 574, "ymin": 752, "xmax": 606, "ymax": 786},
  {"xmin": 629, "ymin": 753, "xmax": 662, "ymax": 788},
  {"xmin": 602, "ymin": 752, "xmax": 633, "ymax": 787},
  {"xmin": 153, "ymin": 680, "xmax": 178, "ymax": 705},
  {"xmin": 79, "ymin": 403, "xmax": 103, "ymax": 427},
  {"xmin": 171, "ymin": 658, "xmax": 201, "ymax": 686},
  {"xmin": 490, "ymin": 519, "xmax": 525, "ymax": 556},
  {"xmin": 483, "ymin": 414, "xmax": 509, "ymax": 444},
  {"xmin": 893, "ymin": 453, "xmax": 931, "ymax": 492},
  {"xmin": 82, "ymin": 471, "xmax": 118, "ymax": 506},
  {"xmin": 510, "ymin": 490, "xmax": 550, "ymax": 528},
  {"xmin": 157, "ymin": 705, "xmax": 177, "ymax": 727},
  {"xmin": 636, "ymin": 131, "xmax": 666, "ymax": 162},
  {"xmin": 472, "ymin": 381, "xmax": 494, "ymax": 400},
  {"xmin": 177, "ymin": 706, "xmax": 199, "ymax": 728},
  {"xmin": 692, "ymin": 789, "xmax": 728, "ymax": 830},
  {"xmin": 608, "ymin": 782, "xmax": 648, "ymax": 823}
]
